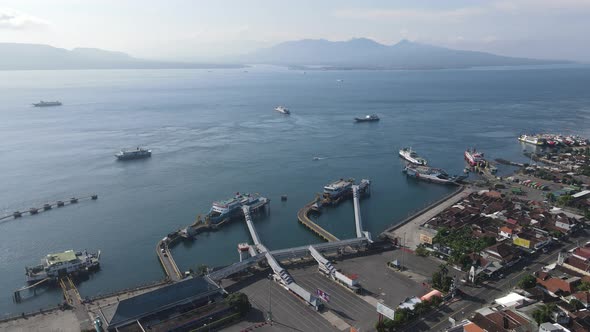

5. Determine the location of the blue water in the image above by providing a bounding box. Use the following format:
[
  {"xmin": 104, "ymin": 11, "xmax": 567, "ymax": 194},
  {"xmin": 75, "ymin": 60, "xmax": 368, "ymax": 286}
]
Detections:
[{"xmin": 0, "ymin": 65, "xmax": 589, "ymax": 317}]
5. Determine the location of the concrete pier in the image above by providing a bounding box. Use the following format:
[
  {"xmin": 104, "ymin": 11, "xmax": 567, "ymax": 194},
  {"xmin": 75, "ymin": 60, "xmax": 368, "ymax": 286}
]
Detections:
[{"xmin": 297, "ymin": 200, "xmax": 340, "ymax": 242}]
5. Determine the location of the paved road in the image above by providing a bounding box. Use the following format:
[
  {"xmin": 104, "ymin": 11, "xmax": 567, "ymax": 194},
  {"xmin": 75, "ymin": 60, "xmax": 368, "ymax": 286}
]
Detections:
[
  {"xmin": 291, "ymin": 269, "xmax": 377, "ymax": 331},
  {"xmin": 224, "ymin": 273, "xmax": 341, "ymax": 332},
  {"xmin": 156, "ymin": 240, "xmax": 182, "ymax": 282},
  {"xmin": 402, "ymin": 236, "xmax": 585, "ymax": 331}
]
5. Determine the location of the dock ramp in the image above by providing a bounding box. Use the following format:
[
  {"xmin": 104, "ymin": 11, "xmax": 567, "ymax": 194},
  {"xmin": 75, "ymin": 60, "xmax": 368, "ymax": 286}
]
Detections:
[
  {"xmin": 308, "ymin": 245, "xmax": 336, "ymax": 275},
  {"xmin": 352, "ymin": 185, "xmax": 372, "ymax": 242}
]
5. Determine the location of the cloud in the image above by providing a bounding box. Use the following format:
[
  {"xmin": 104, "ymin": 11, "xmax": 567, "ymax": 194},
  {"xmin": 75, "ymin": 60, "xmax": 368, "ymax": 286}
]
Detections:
[
  {"xmin": 333, "ymin": 7, "xmax": 486, "ymax": 21},
  {"xmin": 334, "ymin": 0, "xmax": 590, "ymax": 21},
  {"xmin": 0, "ymin": 8, "xmax": 49, "ymax": 30}
]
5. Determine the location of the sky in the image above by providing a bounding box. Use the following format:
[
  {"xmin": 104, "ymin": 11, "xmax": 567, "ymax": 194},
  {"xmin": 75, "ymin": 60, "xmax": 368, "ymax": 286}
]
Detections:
[{"xmin": 1, "ymin": 0, "xmax": 589, "ymax": 62}]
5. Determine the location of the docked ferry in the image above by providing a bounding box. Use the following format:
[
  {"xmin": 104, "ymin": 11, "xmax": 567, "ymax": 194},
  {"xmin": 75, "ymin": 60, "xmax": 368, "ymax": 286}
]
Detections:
[
  {"xmin": 323, "ymin": 179, "xmax": 354, "ymax": 200},
  {"xmin": 25, "ymin": 249, "xmax": 100, "ymax": 283},
  {"xmin": 33, "ymin": 101, "xmax": 62, "ymax": 107},
  {"xmin": 403, "ymin": 165, "xmax": 465, "ymax": 185},
  {"xmin": 399, "ymin": 148, "xmax": 428, "ymax": 166},
  {"xmin": 464, "ymin": 148, "xmax": 485, "ymax": 167},
  {"xmin": 207, "ymin": 192, "xmax": 269, "ymax": 224},
  {"xmin": 115, "ymin": 147, "xmax": 152, "ymax": 160},
  {"xmin": 518, "ymin": 134, "xmax": 545, "ymax": 146},
  {"xmin": 275, "ymin": 106, "xmax": 290, "ymax": 115}
]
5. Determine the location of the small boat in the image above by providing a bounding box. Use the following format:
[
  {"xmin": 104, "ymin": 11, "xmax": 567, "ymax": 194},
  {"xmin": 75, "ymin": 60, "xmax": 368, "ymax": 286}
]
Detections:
[
  {"xmin": 355, "ymin": 114, "xmax": 379, "ymax": 122},
  {"xmin": 275, "ymin": 106, "xmax": 290, "ymax": 115},
  {"xmin": 33, "ymin": 101, "xmax": 62, "ymax": 107}
]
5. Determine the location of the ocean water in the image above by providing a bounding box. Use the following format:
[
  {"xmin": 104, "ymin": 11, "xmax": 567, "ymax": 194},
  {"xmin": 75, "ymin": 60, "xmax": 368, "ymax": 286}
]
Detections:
[{"xmin": 0, "ymin": 65, "xmax": 589, "ymax": 317}]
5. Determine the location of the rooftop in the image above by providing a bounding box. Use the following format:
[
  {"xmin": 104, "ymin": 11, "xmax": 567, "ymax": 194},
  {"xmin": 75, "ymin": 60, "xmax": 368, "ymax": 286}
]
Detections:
[
  {"xmin": 101, "ymin": 277, "xmax": 222, "ymax": 329},
  {"xmin": 46, "ymin": 250, "xmax": 77, "ymax": 265}
]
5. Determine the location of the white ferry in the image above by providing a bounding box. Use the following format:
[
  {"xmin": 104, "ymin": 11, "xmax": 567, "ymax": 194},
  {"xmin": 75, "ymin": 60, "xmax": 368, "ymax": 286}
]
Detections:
[
  {"xmin": 275, "ymin": 106, "xmax": 290, "ymax": 115},
  {"xmin": 399, "ymin": 148, "xmax": 428, "ymax": 166},
  {"xmin": 207, "ymin": 193, "xmax": 269, "ymax": 224},
  {"xmin": 25, "ymin": 249, "xmax": 100, "ymax": 283},
  {"xmin": 518, "ymin": 134, "xmax": 545, "ymax": 146}
]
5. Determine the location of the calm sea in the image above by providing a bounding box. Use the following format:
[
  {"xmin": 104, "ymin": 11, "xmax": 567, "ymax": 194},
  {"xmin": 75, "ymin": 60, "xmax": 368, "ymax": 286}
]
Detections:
[{"xmin": 0, "ymin": 65, "xmax": 589, "ymax": 316}]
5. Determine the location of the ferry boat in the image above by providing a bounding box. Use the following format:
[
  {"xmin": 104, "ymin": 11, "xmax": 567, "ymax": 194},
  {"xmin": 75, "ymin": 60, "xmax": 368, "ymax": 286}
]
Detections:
[
  {"xmin": 518, "ymin": 134, "xmax": 545, "ymax": 146},
  {"xmin": 25, "ymin": 249, "xmax": 100, "ymax": 283},
  {"xmin": 399, "ymin": 148, "xmax": 428, "ymax": 166},
  {"xmin": 275, "ymin": 106, "xmax": 290, "ymax": 115},
  {"xmin": 323, "ymin": 179, "xmax": 354, "ymax": 200},
  {"xmin": 464, "ymin": 148, "xmax": 485, "ymax": 167},
  {"xmin": 206, "ymin": 192, "xmax": 269, "ymax": 224},
  {"xmin": 33, "ymin": 101, "xmax": 62, "ymax": 107},
  {"xmin": 354, "ymin": 114, "xmax": 379, "ymax": 122},
  {"xmin": 403, "ymin": 165, "xmax": 465, "ymax": 185},
  {"xmin": 115, "ymin": 147, "xmax": 152, "ymax": 160}
]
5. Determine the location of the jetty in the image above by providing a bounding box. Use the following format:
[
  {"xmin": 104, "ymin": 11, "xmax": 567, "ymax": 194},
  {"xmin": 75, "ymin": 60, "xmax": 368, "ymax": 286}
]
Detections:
[
  {"xmin": 0, "ymin": 194, "xmax": 98, "ymax": 223},
  {"xmin": 156, "ymin": 238, "xmax": 182, "ymax": 282},
  {"xmin": 297, "ymin": 199, "xmax": 340, "ymax": 242},
  {"xmin": 380, "ymin": 185, "xmax": 471, "ymax": 249},
  {"xmin": 297, "ymin": 179, "xmax": 371, "ymax": 242}
]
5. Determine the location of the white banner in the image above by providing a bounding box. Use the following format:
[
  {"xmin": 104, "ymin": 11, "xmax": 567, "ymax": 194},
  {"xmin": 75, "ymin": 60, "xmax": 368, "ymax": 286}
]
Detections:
[{"xmin": 377, "ymin": 303, "xmax": 395, "ymax": 320}]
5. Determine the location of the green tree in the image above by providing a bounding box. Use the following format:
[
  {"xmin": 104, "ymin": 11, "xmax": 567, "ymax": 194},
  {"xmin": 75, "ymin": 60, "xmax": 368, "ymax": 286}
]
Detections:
[
  {"xmin": 225, "ymin": 292, "xmax": 251, "ymax": 316},
  {"xmin": 577, "ymin": 281, "xmax": 590, "ymax": 292},
  {"xmin": 532, "ymin": 304, "xmax": 555, "ymax": 325},
  {"xmin": 557, "ymin": 195, "xmax": 573, "ymax": 207},
  {"xmin": 415, "ymin": 245, "xmax": 429, "ymax": 257},
  {"xmin": 196, "ymin": 264, "xmax": 209, "ymax": 276},
  {"xmin": 570, "ymin": 299, "xmax": 585, "ymax": 310},
  {"xmin": 518, "ymin": 275, "xmax": 537, "ymax": 289}
]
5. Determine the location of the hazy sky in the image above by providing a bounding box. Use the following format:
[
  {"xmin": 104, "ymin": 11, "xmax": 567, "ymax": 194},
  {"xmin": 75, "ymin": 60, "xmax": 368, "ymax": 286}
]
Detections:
[{"xmin": 1, "ymin": 0, "xmax": 589, "ymax": 61}]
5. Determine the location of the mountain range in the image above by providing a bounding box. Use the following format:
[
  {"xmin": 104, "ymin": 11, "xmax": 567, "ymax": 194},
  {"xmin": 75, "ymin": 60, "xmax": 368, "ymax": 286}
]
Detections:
[
  {"xmin": 242, "ymin": 38, "xmax": 568, "ymax": 69},
  {"xmin": 0, "ymin": 39, "xmax": 570, "ymax": 70},
  {"xmin": 0, "ymin": 43, "xmax": 242, "ymax": 70}
]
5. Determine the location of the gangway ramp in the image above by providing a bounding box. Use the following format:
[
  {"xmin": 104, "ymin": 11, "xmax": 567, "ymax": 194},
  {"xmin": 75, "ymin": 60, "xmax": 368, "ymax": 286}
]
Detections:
[
  {"xmin": 242, "ymin": 206, "xmax": 262, "ymax": 247},
  {"xmin": 352, "ymin": 185, "xmax": 372, "ymax": 242},
  {"xmin": 308, "ymin": 245, "xmax": 336, "ymax": 275}
]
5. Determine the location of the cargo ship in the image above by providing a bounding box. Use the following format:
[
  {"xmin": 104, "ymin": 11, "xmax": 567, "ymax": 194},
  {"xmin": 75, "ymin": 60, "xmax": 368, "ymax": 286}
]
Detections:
[
  {"xmin": 32, "ymin": 101, "xmax": 62, "ymax": 107},
  {"xmin": 354, "ymin": 114, "xmax": 379, "ymax": 122},
  {"xmin": 206, "ymin": 192, "xmax": 269, "ymax": 224},
  {"xmin": 518, "ymin": 134, "xmax": 545, "ymax": 146},
  {"xmin": 403, "ymin": 165, "xmax": 465, "ymax": 185},
  {"xmin": 399, "ymin": 147, "xmax": 428, "ymax": 166},
  {"xmin": 115, "ymin": 147, "xmax": 152, "ymax": 160},
  {"xmin": 25, "ymin": 249, "xmax": 100, "ymax": 283},
  {"xmin": 464, "ymin": 148, "xmax": 485, "ymax": 167},
  {"xmin": 275, "ymin": 106, "xmax": 290, "ymax": 115}
]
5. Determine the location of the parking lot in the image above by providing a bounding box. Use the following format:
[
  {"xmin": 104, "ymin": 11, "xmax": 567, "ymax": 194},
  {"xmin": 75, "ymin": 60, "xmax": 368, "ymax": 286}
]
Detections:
[
  {"xmin": 224, "ymin": 270, "xmax": 341, "ymax": 332},
  {"xmin": 222, "ymin": 247, "xmax": 443, "ymax": 332}
]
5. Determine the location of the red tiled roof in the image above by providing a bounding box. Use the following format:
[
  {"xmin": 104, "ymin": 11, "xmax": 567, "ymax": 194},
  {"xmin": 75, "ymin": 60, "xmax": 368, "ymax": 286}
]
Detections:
[
  {"xmin": 573, "ymin": 291, "xmax": 590, "ymax": 304},
  {"xmin": 574, "ymin": 247, "xmax": 590, "ymax": 260},
  {"xmin": 499, "ymin": 226, "xmax": 513, "ymax": 234},
  {"xmin": 536, "ymin": 275, "xmax": 577, "ymax": 294},
  {"xmin": 506, "ymin": 218, "xmax": 518, "ymax": 225}
]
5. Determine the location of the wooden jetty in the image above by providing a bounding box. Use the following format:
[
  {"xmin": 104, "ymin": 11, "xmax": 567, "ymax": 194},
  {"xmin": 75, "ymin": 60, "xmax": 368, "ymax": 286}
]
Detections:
[{"xmin": 0, "ymin": 194, "xmax": 98, "ymax": 223}]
